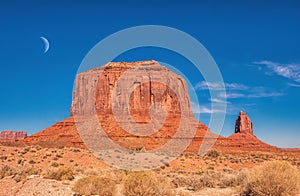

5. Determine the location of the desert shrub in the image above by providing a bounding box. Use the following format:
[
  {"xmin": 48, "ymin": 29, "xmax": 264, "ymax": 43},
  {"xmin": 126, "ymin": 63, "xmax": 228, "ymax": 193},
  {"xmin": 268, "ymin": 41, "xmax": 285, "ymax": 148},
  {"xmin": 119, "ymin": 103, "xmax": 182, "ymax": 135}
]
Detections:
[
  {"xmin": 28, "ymin": 159, "xmax": 36, "ymax": 164},
  {"xmin": 0, "ymin": 165, "xmax": 40, "ymax": 182},
  {"xmin": 0, "ymin": 165, "xmax": 16, "ymax": 179},
  {"xmin": 44, "ymin": 166, "xmax": 74, "ymax": 181},
  {"xmin": 219, "ymin": 169, "xmax": 247, "ymax": 188},
  {"xmin": 73, "ymin": 175, "xmax": 116, "ymax": 196},
  {"xmin": 156, "ymin": 176, "xmax": 174, "ymax": 196},
  {"xmin": 172, "ymin": 173, "xmax": 216, "ymax": 191},
  {"xmin": 106, "ymin": 169, "xmax": 126, "ymax": 184},
  {"xmin": 123, "ymin": 171, "xmax": 158, "ymax": 196},
  {"xmin": 0, "ymin": 155, "xmax": 7, "ymax": 160},
  {"xmin": 243, "ymin": 160, "xmax": 300, "ymax": 195},
  {"xmin": 51, "ymin": 162, "xmax": 59, "ymax": 167},
  {"xmin": 206, "ymin": 149, "xmax": 220, "ymax": 158},
  {"xmin": 172, "ymin": 176, "xmax": 189, "ymax": 188},
  {"xmin": 14, "ymin": 166, "xmax": 41, "ymax": 182},
  {"xmin": 193, "ymin": 174, "xmax": 215, "ymax": 190},
  {"xmin": 123, "ymin": 171, "xmax": 173, "ymax": 196}
]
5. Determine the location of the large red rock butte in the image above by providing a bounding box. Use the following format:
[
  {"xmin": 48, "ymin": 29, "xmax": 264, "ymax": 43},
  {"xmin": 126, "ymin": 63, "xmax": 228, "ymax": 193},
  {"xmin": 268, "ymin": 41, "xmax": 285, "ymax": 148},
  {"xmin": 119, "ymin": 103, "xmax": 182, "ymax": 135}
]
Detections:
[
  {"xmin": 0, "ymin": 130, "xmax": 27, "ymax": 142},
  {"xmin": 22, "ymin": 60, "xmax": 276, "ymax": 152},
  {"xmin": 23, "ymin": 61, "xmax": 215, "ymax": 151}
]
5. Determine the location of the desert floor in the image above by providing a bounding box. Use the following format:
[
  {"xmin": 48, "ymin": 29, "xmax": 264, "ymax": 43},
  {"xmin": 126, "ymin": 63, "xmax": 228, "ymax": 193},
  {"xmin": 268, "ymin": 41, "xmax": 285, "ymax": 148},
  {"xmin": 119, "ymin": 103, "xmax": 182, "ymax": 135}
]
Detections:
[{"xmin": 1, "ymin": 145, "xmax": 300, "ymax": 196}]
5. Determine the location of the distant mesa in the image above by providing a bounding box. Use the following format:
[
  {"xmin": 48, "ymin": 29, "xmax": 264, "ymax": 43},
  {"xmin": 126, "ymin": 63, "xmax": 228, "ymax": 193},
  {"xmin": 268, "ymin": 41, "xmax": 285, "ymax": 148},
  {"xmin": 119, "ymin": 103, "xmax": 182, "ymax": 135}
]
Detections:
[{"xmin": 0, "ymin": 130, "xmax": 27, "ymax": 142}]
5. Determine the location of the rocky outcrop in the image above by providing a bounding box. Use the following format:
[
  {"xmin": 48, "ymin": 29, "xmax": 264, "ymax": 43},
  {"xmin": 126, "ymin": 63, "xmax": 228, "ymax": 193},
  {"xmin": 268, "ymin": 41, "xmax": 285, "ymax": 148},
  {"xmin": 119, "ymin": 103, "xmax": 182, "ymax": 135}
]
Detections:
[
  {"xmin": 235, "ymin": 111, "xmax": 253, "ymax": 135},
  {"xmin": 225, "ymin": 111, "xmax": 277, "ymax": 150},
  {"xmin": 0, "ymin": 130, "xmax": 27, "ymax": 142}
]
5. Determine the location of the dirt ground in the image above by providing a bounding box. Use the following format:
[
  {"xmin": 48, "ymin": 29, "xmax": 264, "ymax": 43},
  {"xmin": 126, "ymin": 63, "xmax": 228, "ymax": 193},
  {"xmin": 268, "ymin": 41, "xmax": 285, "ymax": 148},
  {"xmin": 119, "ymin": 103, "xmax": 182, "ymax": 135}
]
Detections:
[{"xmin": 1, "ymin": 145, "xmax": 300, "ymax": 196}]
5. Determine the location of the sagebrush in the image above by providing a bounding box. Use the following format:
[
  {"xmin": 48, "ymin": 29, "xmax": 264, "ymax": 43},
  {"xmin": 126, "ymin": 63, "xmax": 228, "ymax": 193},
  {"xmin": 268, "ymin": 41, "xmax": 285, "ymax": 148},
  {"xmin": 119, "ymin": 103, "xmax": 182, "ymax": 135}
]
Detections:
[
  {"xmin": 73, "ymin": 175, "xmax": 116, "ymax": 196},
  {"xmin": 243, "ymin": 160, "xmax": 300, "ymax": 195}
]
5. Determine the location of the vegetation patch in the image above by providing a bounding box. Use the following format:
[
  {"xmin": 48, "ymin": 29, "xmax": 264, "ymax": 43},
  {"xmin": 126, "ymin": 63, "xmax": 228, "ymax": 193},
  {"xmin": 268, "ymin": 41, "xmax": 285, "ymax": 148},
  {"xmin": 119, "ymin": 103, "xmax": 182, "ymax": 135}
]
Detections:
[{"xmin": 73, "ymin": 175, "xmax": 116, "ymax": 196}]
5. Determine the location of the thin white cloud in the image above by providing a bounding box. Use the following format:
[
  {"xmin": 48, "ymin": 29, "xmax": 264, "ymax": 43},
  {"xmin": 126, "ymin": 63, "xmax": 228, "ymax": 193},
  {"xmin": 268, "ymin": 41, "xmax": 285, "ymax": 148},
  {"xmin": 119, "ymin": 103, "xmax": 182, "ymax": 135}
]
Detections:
[
  {"xmin": 287, "ymin": 83, "xmax": 300, "ymax": 88},
  {"xmin": 191, "ymin": 102, "xmax": 226, "ymax": 114},
  {"xmin": 195, "ymin": 81, "xmax": 249, "ymax": 90},
  {"xmin": 248, "ymin": 92, "xmax": 284, "ymax": 98},
  {"xmin": 254, "ymin": 60, "xmax": 300, "ymax": 83},
  {"xmin": 209, "ymin": 98, "xmax": 230, "ymax": 104},
  {"xmin": 196, "ymin": 78, "xmax": 283, "ymax": 101},
  {"xmin": 219, "ymin": 92, "xmax": 283, "ymax": 99},
  {"xmin": 219, "ymin": 93, "xmax": 245, "ymax": 99}
]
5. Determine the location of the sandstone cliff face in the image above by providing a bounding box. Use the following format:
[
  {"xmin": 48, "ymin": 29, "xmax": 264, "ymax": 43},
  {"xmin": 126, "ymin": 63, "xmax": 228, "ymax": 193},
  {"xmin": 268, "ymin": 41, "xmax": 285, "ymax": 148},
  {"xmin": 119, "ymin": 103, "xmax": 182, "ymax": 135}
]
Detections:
[
  {"xmin": 72, "ymin": 61, "xmax": 192, "ymax": 118},
  {"xmin": 72, "ymin": 60, "xmax": 210, "ymax": 151},
  {"xmin": 0, "ymin": 130, "xmax": 27, "ymax": 142},
  {"xmin": 235, "ymin": 111, "xmax": 253, "ymax": 135}
]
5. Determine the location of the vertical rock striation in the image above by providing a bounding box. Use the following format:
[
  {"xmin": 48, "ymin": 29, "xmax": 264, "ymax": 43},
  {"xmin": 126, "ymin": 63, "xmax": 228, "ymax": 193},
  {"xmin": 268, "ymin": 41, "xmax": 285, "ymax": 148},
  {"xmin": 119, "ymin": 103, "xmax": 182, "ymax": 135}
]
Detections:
[{"xmin": 235, "ymin": 111, "xmax": 253, "ymax": 135}]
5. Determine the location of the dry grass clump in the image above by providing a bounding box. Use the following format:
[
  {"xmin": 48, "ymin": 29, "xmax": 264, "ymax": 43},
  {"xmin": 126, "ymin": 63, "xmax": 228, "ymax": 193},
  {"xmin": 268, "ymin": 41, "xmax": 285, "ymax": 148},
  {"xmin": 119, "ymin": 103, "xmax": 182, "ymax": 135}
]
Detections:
[
  {"xmin": 44, "ymin": 166, "xmax": 74, "ymax": 181},
  {"xmin": 123, "ymin": 171, "xmax": 173, "ymax": 196},
  {"xmin": 73, "ymin": 175, "xmax": 116, "ymax": 196},
  {"xmin": 219, "ymin": 169, "xmax": 247, "ymax": 188},
  {"xmin": 14, "ymin": 166, "xmax": 41, "ymax": 182},
  {"xmin": 243, "ymin": 160, "xmax": 300, "ymax": 195},
  {"xmin": 105, "ymin": 169, "xmax": 127, "ymax": 184},
  {"xmin": 171, "ymin": 169, "xmax": 247, "ymax": 191},
  {"xmin": 173, "ymin": 174, "xmax": 216, "ymax": 191},
  {"xmin": 206, "ymin": 149, "xmax": 220, "ymax": 158},
  {"xmin": 0, "ymin": 165, "xmax": 16, "ymax": 179},
  {"xmin": 0, "ymin": 165, "xmax": 40, "ymax": 182}
]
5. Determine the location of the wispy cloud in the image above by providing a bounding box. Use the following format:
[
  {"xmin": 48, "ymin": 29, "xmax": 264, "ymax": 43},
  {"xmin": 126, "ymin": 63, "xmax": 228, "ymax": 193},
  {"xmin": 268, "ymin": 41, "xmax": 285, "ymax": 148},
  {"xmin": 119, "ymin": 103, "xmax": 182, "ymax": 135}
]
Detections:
[
  {"xmin": 209, "ymin": 98, "xmax": 230, "ymax": 104},
  {"xmin": 287, "ymin": 83, "xmax": 300, "ymax": 88},
  {"xmin": 219, "ymin": 91, "xmax": 283, "ymax": 99},
  {"xmin": 248, "ymin": 92, "xmax": 284, "ymax": 98},
  {"xmin": 219, "ymin": 93, "xmax": 245, "ymax": 99},
  {"xmin": 195, "ymin": 80, "xmax": 283, "ymax": 100},
  {"xmin": 254, "ymin": 60, "xmax": 300, "ymax": 83},
  {"xmin": 191, "ymin": 102, "xmax": 225, "ymax": 114},
  {"xmin": 195, "ymin": 81, "xmax": 249, "ymax": 90}
]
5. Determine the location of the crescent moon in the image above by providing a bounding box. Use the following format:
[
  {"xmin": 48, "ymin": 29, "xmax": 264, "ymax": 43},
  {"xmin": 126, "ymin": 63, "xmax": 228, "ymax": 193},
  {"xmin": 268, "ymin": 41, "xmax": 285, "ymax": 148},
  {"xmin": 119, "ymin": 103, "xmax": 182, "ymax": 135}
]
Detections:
[{"xmin": 40, "ymin": 36, "xmax": 49, "ymax": 53}]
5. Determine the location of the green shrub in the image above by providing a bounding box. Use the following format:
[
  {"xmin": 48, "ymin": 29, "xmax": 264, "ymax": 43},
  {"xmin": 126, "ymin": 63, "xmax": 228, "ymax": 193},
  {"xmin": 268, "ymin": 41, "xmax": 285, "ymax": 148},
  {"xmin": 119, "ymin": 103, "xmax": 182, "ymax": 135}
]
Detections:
[
  {"xmin": 243, "ymin": 160, "xmax": 300, "ymax": 195},
  {"xmin": 73, "ymin": 175, "xmax": 116, "ymax": 196}
]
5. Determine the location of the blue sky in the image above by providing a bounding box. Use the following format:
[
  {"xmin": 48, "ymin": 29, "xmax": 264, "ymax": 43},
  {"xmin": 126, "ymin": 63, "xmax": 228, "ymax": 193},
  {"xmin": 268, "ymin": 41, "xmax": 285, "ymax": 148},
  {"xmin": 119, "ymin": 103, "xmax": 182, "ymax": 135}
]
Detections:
[{"xmin": 0, "ymin": 1, "xmax": 299, "ymax": 147}]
